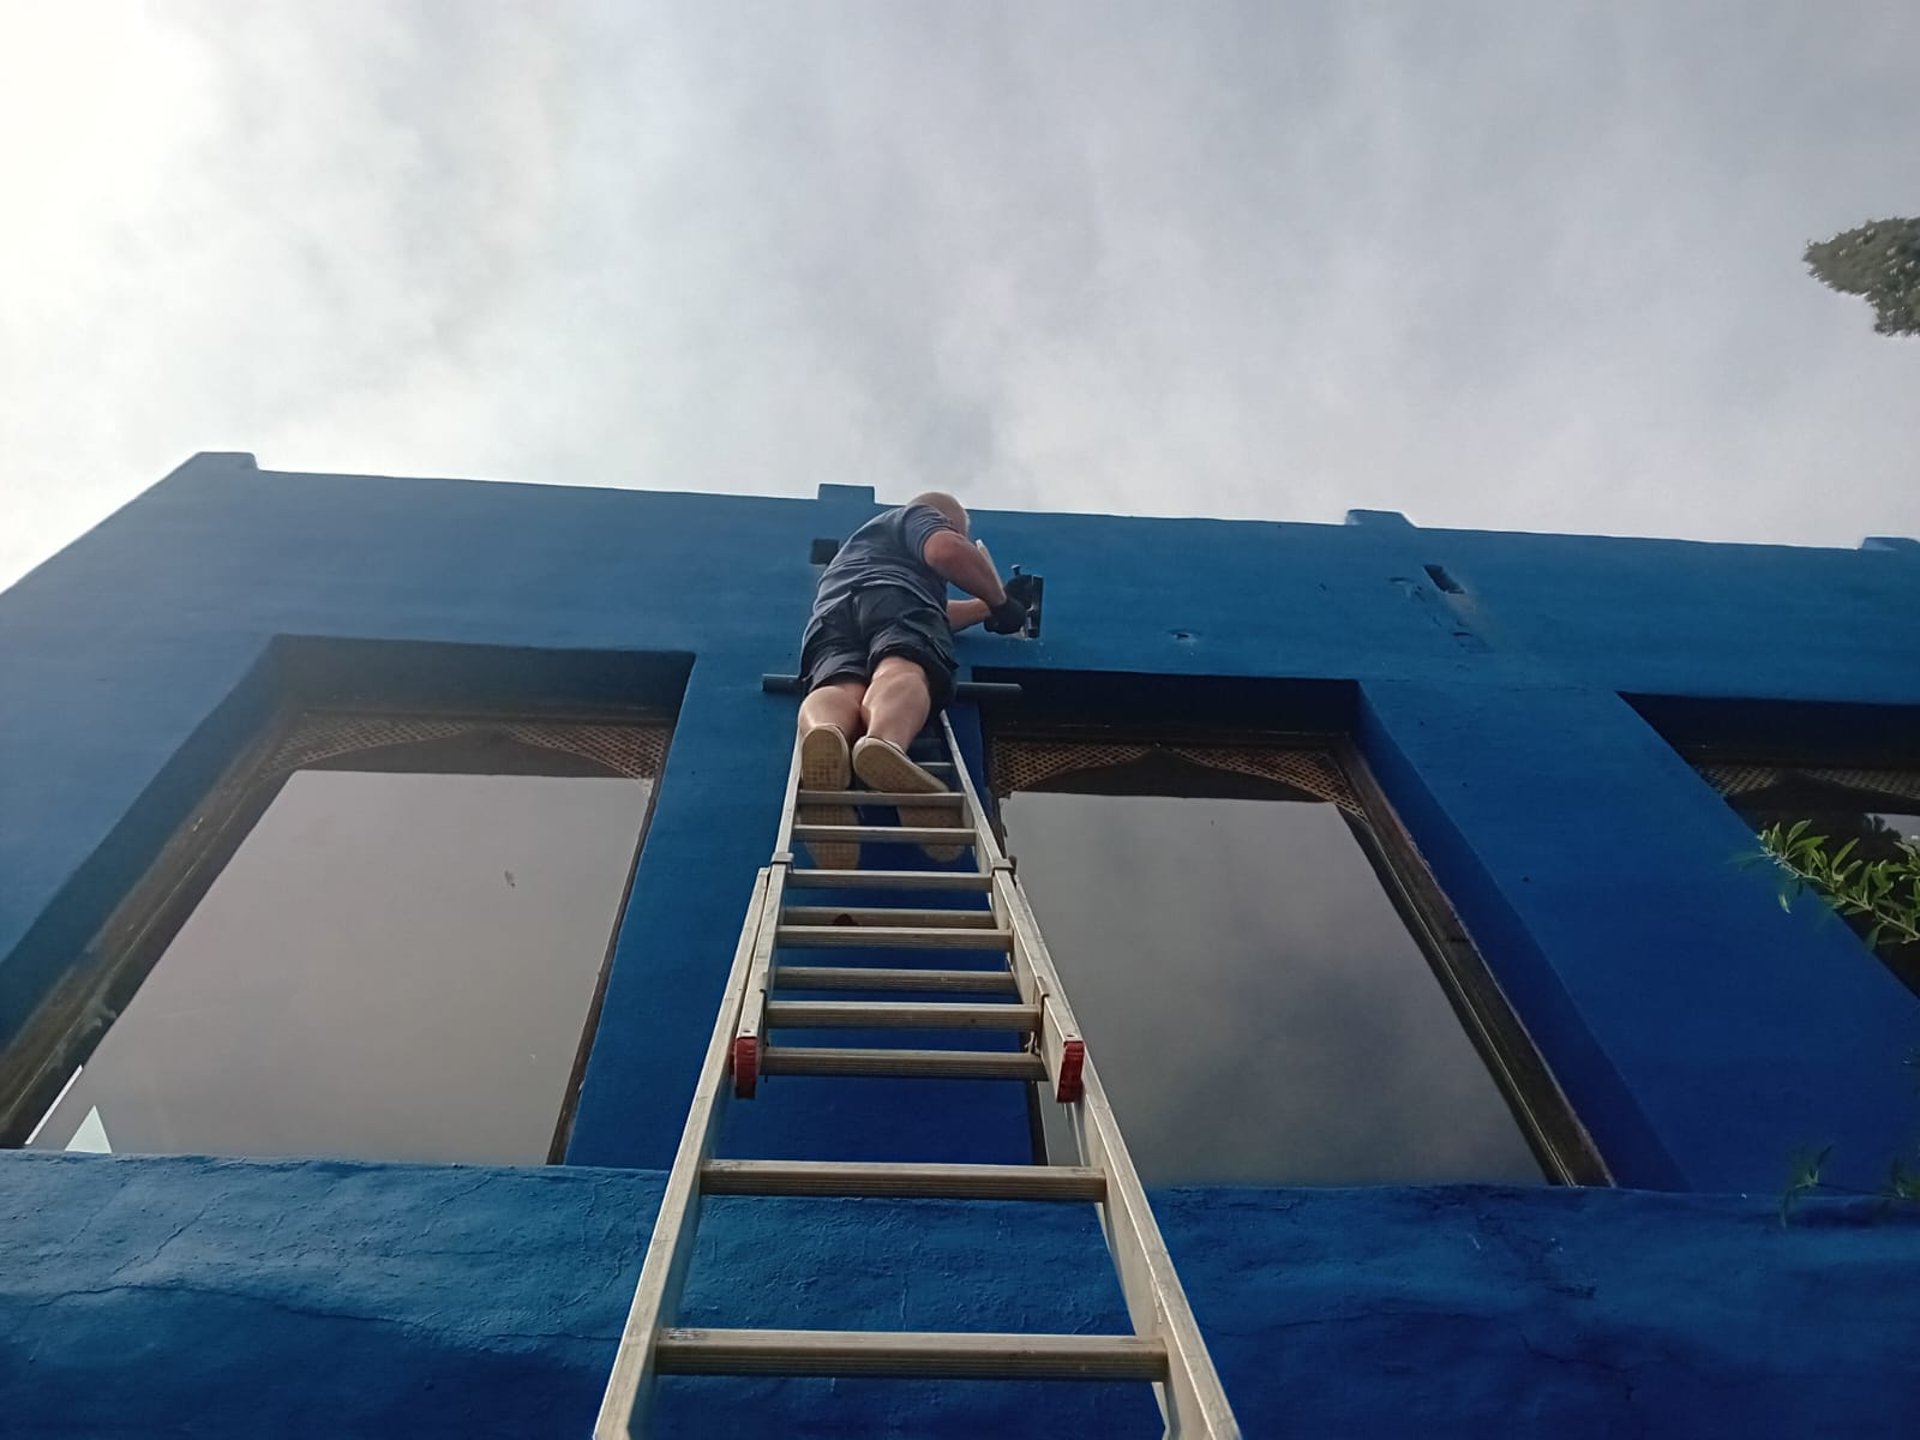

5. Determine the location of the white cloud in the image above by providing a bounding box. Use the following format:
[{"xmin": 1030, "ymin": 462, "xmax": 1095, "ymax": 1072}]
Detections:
[{"xmin": 3, "ymin": 1, "xmax": 1917, "ymax": 590}]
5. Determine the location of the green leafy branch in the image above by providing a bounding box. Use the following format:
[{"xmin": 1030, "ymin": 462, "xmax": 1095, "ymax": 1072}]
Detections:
[
  {"xmin": 1755, "ymin": 820, "xmax": 1920, "ymax": 1222},
  {"xmin": 1779, "ymin": 1143, "xmax": 1920, "ymax": 1226},
  {"xmin": 1758, "ymin": 819, "xmax": 1920, "ymax": 951}
]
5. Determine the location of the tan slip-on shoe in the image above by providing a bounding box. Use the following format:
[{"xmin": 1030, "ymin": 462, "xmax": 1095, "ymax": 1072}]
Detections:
[
  {"xmin": 851, "ymin": 735, "xmax": 968, "ymax": 862},
  {"xmin": 797, "ymin": 724, "xmax": 858, "ymax": 869}
]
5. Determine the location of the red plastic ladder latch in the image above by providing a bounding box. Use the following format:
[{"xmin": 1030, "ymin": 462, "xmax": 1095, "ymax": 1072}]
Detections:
[
  {"xmin": 1055, "ymin": 1039, "xmax": 1085, "ymax": 1104},
  {"xmin": 732, "ymin": 1036, "xmax": 760, "ymax": 1099}
]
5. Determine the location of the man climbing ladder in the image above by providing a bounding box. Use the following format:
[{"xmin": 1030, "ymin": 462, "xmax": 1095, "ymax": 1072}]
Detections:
[
  {"xmin": 591, "ymin": 495, "xmax": 1237, "ymax": 1434},
  {"xmin": 795, "ymin": 491, "xmax": 1029, "ymax": 866}
]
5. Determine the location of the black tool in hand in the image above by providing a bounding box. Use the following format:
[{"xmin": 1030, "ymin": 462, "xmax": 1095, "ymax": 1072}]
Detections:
[{"xmin": 1003, "ymin": 565, "xmax": 1044, "ymax": 639}]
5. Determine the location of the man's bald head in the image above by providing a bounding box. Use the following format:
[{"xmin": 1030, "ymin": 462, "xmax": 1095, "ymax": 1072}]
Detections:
[{"xmin": 910, "ymin": 491, "xmax": 969, "ymax": 536}]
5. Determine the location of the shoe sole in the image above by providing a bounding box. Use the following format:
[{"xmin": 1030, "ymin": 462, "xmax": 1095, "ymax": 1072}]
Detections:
[
  {"xmin": 853, "ymin": 738, "xmax": 968, "ymax": 861},
  {"xmin": 798, "ymin": 726, "xmax": 857, "ymax": 869}
]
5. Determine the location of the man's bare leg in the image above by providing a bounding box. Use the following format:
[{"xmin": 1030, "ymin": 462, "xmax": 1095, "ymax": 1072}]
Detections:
[
  {"xmin": 800, "ymin": 679, "xmax": 866, "ymax": 742},
  {"xmin": 852, "ymin": 657, "xmax": 964, "ymax": 859},
  {"xmin": 859, "ymin": 656, "xmax": 931, "ymax": 749},
  {"xmin": 797, "ymin": 680, "xmax": 865, "ymax": 868}
]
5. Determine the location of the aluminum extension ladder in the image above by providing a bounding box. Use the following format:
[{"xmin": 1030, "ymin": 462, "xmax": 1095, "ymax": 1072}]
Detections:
[{"xmin": 594, "ymin": 713, "xmax": 1241, "ymax": 1437}]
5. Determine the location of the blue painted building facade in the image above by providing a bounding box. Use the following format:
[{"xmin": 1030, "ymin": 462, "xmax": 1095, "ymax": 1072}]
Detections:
[{"xmin": 3, "ymin": 452, "xmax": 1918, "ymax": 1436}]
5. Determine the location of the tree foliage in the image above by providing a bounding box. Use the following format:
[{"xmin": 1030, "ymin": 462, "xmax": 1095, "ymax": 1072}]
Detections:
[{"xmin": 1804, "ymin": 218, "xmax": 1920, "ymax": 337}]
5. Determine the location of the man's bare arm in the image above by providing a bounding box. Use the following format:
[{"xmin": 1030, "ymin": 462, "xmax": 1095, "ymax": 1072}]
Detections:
[
  {"xmin": 922, "ymin": 529, "xmax": 1009, "ymax": 605},
  {"xmin": 947, "ymin": 598, "xmax": 990, "ymax": 632}
]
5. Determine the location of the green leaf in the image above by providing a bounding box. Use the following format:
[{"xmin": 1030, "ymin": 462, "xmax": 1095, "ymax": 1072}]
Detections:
[{"xmin": 1888, "ymin": 1159, "xmax": 1920, "ymax": 1203}]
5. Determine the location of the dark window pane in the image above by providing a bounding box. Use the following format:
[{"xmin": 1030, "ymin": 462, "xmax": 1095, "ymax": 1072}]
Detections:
[
  {"xmin": 27, "ymin": 769, "xmax": 649, "ymax": 1163},
  {"xmin": 1002, "ymin": 790, "xmax": 1544, "ymax": 1187}
]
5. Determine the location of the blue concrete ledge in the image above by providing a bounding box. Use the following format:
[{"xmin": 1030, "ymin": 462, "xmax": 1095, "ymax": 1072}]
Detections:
[{"xmin": 3, "ymin": 1152, "xmax": 1917, "ymax": 1438}]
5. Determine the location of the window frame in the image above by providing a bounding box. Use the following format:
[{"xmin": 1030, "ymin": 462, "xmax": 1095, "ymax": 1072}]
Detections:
[
  {"xmin": 0, "ymin": 701, "xmax": 674, "ymax": 1162},
  {"xmin": 986, "ymin": 721, "xmax": 1612, "ymax": 1187}
]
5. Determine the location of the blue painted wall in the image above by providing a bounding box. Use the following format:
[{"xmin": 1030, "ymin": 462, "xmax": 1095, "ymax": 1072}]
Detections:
[
  {"xmin": 3, "ymin": 454, "xmax": 1919, "ymax": 1433},
  {"xmin": 6, "ymin": 453, "xmax": 1917, "ymax": 1187},
  {"xmin": 6, "ymin": 1151, "xmax": 1919, "ymax": 1438}
]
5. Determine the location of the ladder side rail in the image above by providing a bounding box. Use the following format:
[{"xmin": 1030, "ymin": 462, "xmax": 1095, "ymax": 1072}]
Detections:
[
  {"xmin": 1067, "ymin": 1051, "xmax": 1241, "ymax": 1439},
  {"xmin": 939, "ymin": 717, "xmax": 1237, "ymax": 1435},
  {"xmin": 938, "ymin": 714, "xmax": 1088, "ymax": 1103},
  {"xmin": 999, "ymin": 889, "xmax": 1084, "ymax": 1104},
  {"xmin": 733, "ymin": 734, "xmax": 809, "ymax": 1097},
  {"xmin": 937, "ymin": 717, "xmax": 1050, "ymax": 1048},
  {"xmin": 594, "ymin": 867, "xmax": 775, "ymax": 1439},
  {"xmin": 770, "ymin": 730, "xmax": 808, "ymax": 859},
  {"xmin": 730, "ymin": 864, "xmax": 788, "ymax": 1097},
  {"xmin": 944, "ymin": 725, "xmax": 1057, "ymax": 1060},
  {"xmin": 939, "ymin": 712, "xmax": 1010, "ymax": 870}
]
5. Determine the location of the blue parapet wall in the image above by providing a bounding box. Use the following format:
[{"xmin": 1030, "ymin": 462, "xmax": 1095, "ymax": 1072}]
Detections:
[{"xmin": 4, "ymin": 1151, "xmax": 1919, "ymax": 1438}]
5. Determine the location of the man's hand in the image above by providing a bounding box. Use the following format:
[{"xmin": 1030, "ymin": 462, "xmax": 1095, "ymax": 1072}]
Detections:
[{"xmin": 985, "ymin": 596, "xmax": 1029, "ymax": 635}]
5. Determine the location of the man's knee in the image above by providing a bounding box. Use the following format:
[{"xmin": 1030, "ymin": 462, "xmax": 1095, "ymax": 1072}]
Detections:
[{"xmin": 870, "ymin": 655, "xmax": 931, "ymax": 691}]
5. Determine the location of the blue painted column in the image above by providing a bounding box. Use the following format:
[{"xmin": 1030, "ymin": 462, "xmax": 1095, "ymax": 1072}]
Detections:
[
  {"xmin": 563, "ymin": 659, "xmax": 791, "ymax": 1167},
  {"xmin": 1358, "ymin": 679, "xmax": 1920, "ymax": 1192}
]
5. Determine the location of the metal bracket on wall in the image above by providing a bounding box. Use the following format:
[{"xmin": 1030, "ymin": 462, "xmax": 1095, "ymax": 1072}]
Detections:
[{"xmin": 762, "ymin": 675, "xmax": 1024, "ymax": 701}]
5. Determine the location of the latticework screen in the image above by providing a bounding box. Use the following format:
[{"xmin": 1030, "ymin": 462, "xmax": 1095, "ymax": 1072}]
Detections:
[
  {"xmin": 1696, "ymin": 762, "xmax": 1920, "ymax": 809},
  {"xmin": 989, "ymin": 737, "xmax": 1361, "ymax": 815},
  {"xmin": 261, "ymin": 711, "xmax": 670, "ymax": 782}
]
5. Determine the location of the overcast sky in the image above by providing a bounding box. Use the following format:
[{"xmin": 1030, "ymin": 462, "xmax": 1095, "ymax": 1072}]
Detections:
[{"xmin": 2, "ymin": 2, "xmax": 1916, "ymax": 591}]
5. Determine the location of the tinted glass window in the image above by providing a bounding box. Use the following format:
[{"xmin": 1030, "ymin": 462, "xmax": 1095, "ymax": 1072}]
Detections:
[
  {"xmin": 1002, "ymin": 786, "xmax": 1544, "ymax": 1187},
  {"xmin": 27, "ymin": 769, "xmax": 649, "ymax": 1163}
]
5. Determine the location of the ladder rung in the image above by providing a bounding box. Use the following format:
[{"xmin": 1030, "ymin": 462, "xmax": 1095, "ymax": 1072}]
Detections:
[
  {"xmin": 777, "ymin": 925, "xmax": 1012, "ymax": 951},
  {"xmin": 797, "ymin": 790, "xmax": 966, "ymax": 807},
  {"xmin": 759, "ymin": 1046, "xmax": 1047, "ymax": 1080},
  {"xmin": 794, "ymin": 824, "xmax": 977, "ymax": 845},
  {"xmin": 787, "ymin": 869, "xmax": 993, "ymax": 891},
  {"xmin": 765, "ymin": 1001, "xmax": 1038, "ymax": 1031},
  {"xmin": 774, "ymin": 965, "xmax": 1019, "ymax": 995},
  {"xmin": 653, "ymin": 1328, "xmax": 1168, "ymax": 1380},
  {"xmin": 782, "ymin": 906, "xmax": 996, "ymax": 929},
  {"xmin": 700, "ymin": 1159, "xmax": 1107, "ymax": 1201}
]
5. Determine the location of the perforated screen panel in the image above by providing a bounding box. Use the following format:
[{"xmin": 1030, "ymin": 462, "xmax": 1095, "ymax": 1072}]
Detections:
[
  {"xmin": 262, "ymin": 712, "xmax": 670, "ymax": 782},
  {"xmin": 1697, "ymin": 762, "xmax": 1920, "ymax": 808},
  {"xmin": 989, "ymin": 737, "xmax": 1361, "ymax": 815}
]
